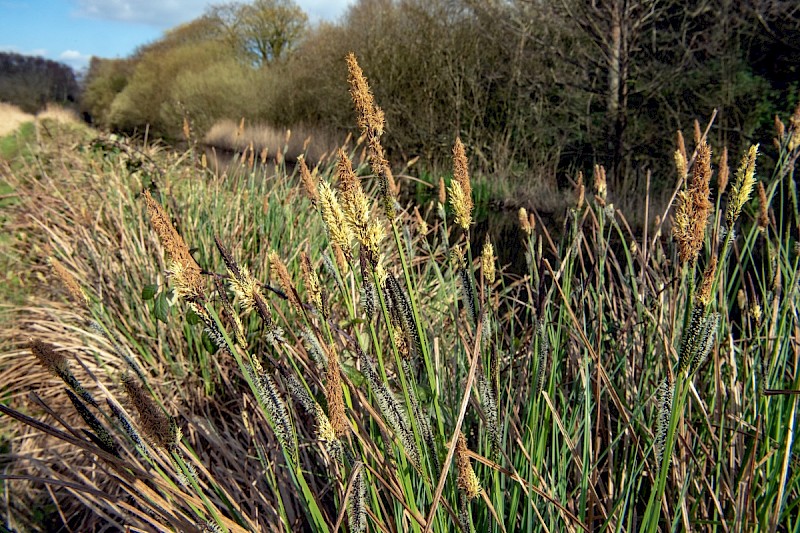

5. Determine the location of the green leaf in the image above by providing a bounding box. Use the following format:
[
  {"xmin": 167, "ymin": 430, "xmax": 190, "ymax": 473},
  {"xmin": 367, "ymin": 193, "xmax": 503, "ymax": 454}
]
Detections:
[
  {"xmin": 342, "ymin": 363, "xmax": 365, "ymax": 387},
  {"xmin": 201, "ymin": 330, "xmax": 217, "ymax": 354},
  {"xmin": 186, "ymin": 307, "xmax": 202, "ymax": 326},
  {"xmin": 141, "ymin": 284, "xmax": 158, "ymax": 301},
  {"xmin": 153, "ymin": 291, "xmax": 170, "ymax": 323}
]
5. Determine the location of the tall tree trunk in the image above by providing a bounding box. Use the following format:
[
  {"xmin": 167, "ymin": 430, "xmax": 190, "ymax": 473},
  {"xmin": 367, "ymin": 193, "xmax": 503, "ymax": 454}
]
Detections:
[{"xmin": 608, "ymin": 0, "xmax": 626, "ymax": 185}]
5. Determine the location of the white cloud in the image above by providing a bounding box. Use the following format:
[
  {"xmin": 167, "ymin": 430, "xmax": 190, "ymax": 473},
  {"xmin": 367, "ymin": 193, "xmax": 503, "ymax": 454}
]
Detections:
[
  {"xmin": 0, "ymin": 45, "xmax": 48, "ymax": 57},
  {"xmin": 73, "ymin": 0, "xmax": 207, "ymax": 28},
  {"xmin": 73, "ymin": 0, "xmax": 353, "ymax": 28},
  {"xmin": 297, "ymin": 0, "xmax": 354, "ymax": 22},
  {"xmin": 60, "ymin": 50, "xmax": 83, "ymax": 60},
  {"xmin": 59, "ymin": 49, "xmax": 92, "ymax": 70}
]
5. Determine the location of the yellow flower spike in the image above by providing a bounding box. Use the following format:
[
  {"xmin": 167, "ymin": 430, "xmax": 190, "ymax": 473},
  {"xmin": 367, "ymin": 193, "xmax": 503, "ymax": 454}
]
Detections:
[{"xmin": 726, "ymin": 144, "xmax": 759, "ymax": 228}]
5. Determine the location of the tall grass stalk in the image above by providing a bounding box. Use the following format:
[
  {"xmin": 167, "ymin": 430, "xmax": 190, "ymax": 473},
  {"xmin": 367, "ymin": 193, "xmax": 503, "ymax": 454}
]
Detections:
[{"xmin": 2, "ymin": 65, "xmax": 800, "ymax": 533}]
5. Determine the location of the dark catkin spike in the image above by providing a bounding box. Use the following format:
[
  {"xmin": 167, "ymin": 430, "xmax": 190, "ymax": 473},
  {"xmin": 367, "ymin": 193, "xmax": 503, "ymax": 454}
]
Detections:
[
  {"xmin": 29, "ymin": 340, "xmax": 98, "ymax": 408},
  {"xmin": 480, "ymin": 308, "xmax": 493, "ymax": 351},
  {"xmin": 282, "ymin": 369, "xmax": 316, "ymax": 414},
  {"xmin": 757, "ymin": 346, "xmax": 770, "ymax": 397},
  {"xmin": 170, "ymin": 445, "xmax": 198, "ymax": 488},
  {"xmin": 381, "ymin": 274, "xmax": 400, "ymax": 326},
  {"xmin": 459, "ymin": 265, "xmax": 477, "ymax": 325},
  {"xmin": 678, "ymin": 306, "xmax": 705, "ymax": 374},
  {"xmin": 458, "ymin": 493, "xmax": 476, "ymax": 533},
  {"xmin": 534, "ymin": 320, "xmax": 550, "ymax": 394},
  {"xmin": 282, "ymin": 369, "xmax": 344, "ymax": 463},
  {"xmin": 401, "ymin": 358, "xmax": 439, "ymax": 475},
  {"xmin": 478, "ymin": 372, "xmax": 500, "ymax": 461},
  {"xmin": 212, "ymin": 277, "xmax": 246, "ymax": 347},
  {"xmin": 357, "ymin": 347, "xmax": 420, "ymax": 468},
  {"xmin": 89, "ymin": 322, "xmax": 147, "ymax": 385},
  {"xmin": 690, "ymin": 313, "xmax": 719, "ymax": 376},
  {"xmin": 65, "ymin": 389, "xmax": 118, "ymax": 456},
  {"xmin": 359, "ymin": 251, "xmax": 376, "ymax": 320},
  {"xmin": 247, "ymin": 361, "xmax": 298, "ymax": 463},
  {"xmin": 301, "ymin": 327, "xmax": 328, "ymax": 369},
  {"xmin": 655, "ymin": 377, "xmax": 673, "ymax": 471},
  {"xmin": 386, "ymin": 275, "xmax": 421, "ymax": 358},
  {"xmin": 201, "ymin": 520, "xmax": 223, "ymax": 533},
  {"xmin": 321, "ymin": 252, "xmax": 345, "ymax": 294},
  {"xmin": 213, "ymin": 236, "xmax": 241, "ymax": 280},
  {"xmin": 348, "ymin": 464, "xmax": 367, "ymax": 533},
  {"xmin": 490, "ymin": 348, "xmax": 500, "ymax": 456},
  {"xmin": 108, "ymin": 400, "xmax": 148, "ymax": 457},
  {"xmin": 190, "ymin": 300, "xmax": 228, "ymax": 352}
]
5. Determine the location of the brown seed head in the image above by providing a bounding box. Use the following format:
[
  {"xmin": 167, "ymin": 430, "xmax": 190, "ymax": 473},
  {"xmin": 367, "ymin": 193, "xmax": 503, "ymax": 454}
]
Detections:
[
  {"xmin": 438, "ymin": 177, "xmax": 447, "ymax": 205},
  {"xmin": 757, "ymin": 182, "xmax": 769, "ymax": 230},
  {"xmin": 143, "ymin": 190, "xmax": 204, "ymax": 301},
  {"xmin": 333, "ymin": 243, "xmax": 349, "ymax": 274},
  {"xmin": 325, "ymin": 345, "xmax": 348, "ymax": 437},
  {"xmin": 674, "ymin": 150, "xmax": 687, "ymax": 182},
  {"xmin": 456, "ymin": 432, "xmax": 481, "ymax": 500},
  {"xmin": 298, "ymin": 157, "xmax": 318, "ymax": 205},
  {"xmin": 518, "ymin": 208, "xmax": 532, "ymax": 236},
  {"xmin": 790, "ymin": 103, "xmax": 800, "ymax": 151},
  {"xmin": 269, "ymin": 250, "xmax": 302, "ymax": 313},
  {"xmin": 182, "ymin": 117, "xmax": 191, "ymax": 141},
  {"xmin": 672, "ymin": 140, "xmax": 713, "ymax": 264},
  {"xmin": 676, "ymin": 130, "xmax": 687, "ymax": 169},
  {"xmin": 450, "ymin": 138, "xmax": 473, "ymax": 230},
  {"xmin": 452, "ymin": 138, "xmax": 473, "ymax": 207},
  {"xmin": 30, "ymin": 339, "xmax": 68, "ymax": 376},
  {"xmin": 123, "ymin": 375, "xmax": 178, "ymax": 449},
  {"xmin": 593, "ymin": 164, "xmax": 607, "ymax": 204},
  {"xmin": 775, "ymin": 115, "xmax": 786, "ymax": 140},
  {"xmin": 300, "ymin": 251, "xmax": 323, "ymax": 313},
  {"xmin": 693, "ymin": 120, "xmax": 702, "ymax": 145},
  {"xmin": 49, "ymin": 257, "xmax": 87, "ymax": 306},
  {"xmin": 413, "ymin": 206, "xmax": 428, "ymax": 235},
  {"xmin": 718, "ymin": 147, "xmax": 729, "ymax": 194},
  {"xmin": 696, "ymin": 256, "xmax": 717, "ymax": 306},
  {"xmin": 346, "ymin": 53, "xmax": 396, "ymax": 212},
  {"xmin": 346, "ymin": 52, "xmax": 380, "ymax": 135}
]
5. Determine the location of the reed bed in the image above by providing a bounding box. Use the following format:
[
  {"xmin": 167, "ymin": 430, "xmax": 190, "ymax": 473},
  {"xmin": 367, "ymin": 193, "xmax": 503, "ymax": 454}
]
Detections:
[
  {"xmin": 1, "ymin": 55, "xmax": 800, "ymax": 533},
  {"xmin": 202, "ymin": 119, "xmax": 341, "ymax": 168}
]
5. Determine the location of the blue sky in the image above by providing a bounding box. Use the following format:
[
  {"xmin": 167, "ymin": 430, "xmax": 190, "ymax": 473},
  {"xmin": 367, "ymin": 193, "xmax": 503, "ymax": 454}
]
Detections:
[{"xmin": 0, "ymin": 0, "xmax": 353, "ymax": 71}]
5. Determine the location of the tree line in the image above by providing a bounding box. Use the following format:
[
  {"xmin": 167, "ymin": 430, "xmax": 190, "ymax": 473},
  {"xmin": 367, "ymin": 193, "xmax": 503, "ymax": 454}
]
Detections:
[
  {"xmin": 15, "ymin": 0, "xmax": 800, "ymax": 192},
  {"xmin": 0, "ymin": 52, "xmax": 79, "ymax": 113}
]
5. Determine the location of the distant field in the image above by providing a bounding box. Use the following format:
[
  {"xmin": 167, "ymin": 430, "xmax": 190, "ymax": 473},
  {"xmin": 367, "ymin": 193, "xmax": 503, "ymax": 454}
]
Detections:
[{"xmin": 0, "ymin": 102, "xmax": 33, "ymax": 137}]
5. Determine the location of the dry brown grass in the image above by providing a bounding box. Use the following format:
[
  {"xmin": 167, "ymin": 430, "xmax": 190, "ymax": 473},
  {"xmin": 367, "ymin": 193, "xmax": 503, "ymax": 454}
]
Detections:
[
  {"xmin": 36, "ymin": 103, "xmax": 79, "ymax": 124},
  {"xmin": 203, "ymin": 119, "xmax": 343, "ymax": 167},
  {"xmin": 0, "ymin": 102, "xmax": 34, "ymax": 136}
]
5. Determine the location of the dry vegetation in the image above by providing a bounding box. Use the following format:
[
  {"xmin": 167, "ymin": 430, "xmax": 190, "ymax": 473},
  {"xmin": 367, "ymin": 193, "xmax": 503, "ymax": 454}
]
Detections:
[
  {"xmin": 0, "ymin": 103, "xmax": 33, "ymax": 137},
  {"xmin": 1, "ymin": 53, "xmax": 800, "ymax": 533},
  {"xmin": 202, "ymin": 119, "xmax": 341, "ymax": 167}
]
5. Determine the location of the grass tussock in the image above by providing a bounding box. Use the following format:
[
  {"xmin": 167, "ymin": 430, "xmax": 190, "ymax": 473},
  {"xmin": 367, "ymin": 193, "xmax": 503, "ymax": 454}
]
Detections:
[
  {"xmin": 1, "ymin": 56, "xmax": 800, "ymax": 533},
  {"xmin": 0, "ymin": 102, "xmax": 34, "ymax": 137}
]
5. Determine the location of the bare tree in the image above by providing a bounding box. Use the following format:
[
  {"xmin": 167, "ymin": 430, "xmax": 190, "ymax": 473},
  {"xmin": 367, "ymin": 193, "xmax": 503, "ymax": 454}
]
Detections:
[{"xmin": 208, "ymin": 0, "xmax": 308, "ymax": 66}]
